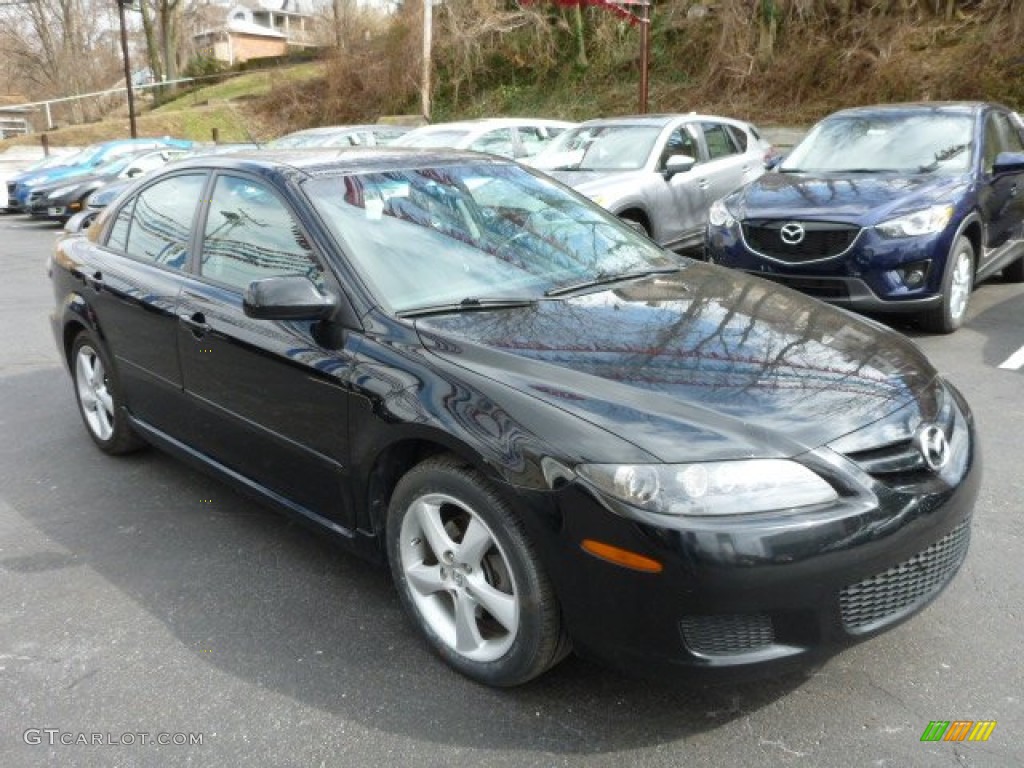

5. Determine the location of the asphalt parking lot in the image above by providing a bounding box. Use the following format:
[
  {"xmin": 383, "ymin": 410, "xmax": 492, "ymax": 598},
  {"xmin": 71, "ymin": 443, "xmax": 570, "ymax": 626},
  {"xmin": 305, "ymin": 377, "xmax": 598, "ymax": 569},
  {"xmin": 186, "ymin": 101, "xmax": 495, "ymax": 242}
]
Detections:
[{"xmin": 1, "ymin": 215, "xmax": 1021, "ymax": 767}]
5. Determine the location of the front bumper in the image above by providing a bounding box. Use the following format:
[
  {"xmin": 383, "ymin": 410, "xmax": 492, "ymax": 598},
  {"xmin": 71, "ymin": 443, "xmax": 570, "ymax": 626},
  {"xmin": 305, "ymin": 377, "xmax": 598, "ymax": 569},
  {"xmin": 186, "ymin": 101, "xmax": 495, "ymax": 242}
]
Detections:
[
  {"xmin": 515, "ymin": 387, "xmax": 980, "ymax": 679},
  {"xmin": 707, "ymin": 220, "xmax": 955, "ymax": 313}
]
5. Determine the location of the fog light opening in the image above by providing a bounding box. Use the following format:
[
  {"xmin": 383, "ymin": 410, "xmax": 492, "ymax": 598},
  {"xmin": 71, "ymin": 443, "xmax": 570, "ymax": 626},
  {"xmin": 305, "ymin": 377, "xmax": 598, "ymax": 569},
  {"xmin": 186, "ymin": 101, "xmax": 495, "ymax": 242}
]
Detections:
[
  {"xmin": 898, "ymin": 261, "xmax": 931, "ymax": 288},
  {"xmin": 581, "ymin": 539, "xmax": 663, "ymax": 573}
]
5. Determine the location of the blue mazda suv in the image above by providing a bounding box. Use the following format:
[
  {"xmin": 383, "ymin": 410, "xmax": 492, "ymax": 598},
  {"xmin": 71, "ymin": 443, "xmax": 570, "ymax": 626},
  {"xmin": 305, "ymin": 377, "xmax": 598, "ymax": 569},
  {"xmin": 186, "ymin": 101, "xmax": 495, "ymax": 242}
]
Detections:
[{"xmin": 706, "ymin": 102, "xmax": 1024, "ymax": 332}]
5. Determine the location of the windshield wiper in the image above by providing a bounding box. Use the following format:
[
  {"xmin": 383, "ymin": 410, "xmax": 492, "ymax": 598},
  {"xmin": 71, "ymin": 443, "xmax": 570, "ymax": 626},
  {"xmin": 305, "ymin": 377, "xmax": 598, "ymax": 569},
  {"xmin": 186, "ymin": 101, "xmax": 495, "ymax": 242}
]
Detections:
[
  {"xmin": 544, "ymin": 267, "xmax": 677, "ymax": 297},
  {"xmin": 397, "ymin": 297, "xmax": 540, "ymax": 318},
  {"xmin": 831, "ymin": 168, "xmax": 897, "ymax": 174},
  {"xmin": 917, "ymin": 143, "xmax": 968, "ymax": 173}
]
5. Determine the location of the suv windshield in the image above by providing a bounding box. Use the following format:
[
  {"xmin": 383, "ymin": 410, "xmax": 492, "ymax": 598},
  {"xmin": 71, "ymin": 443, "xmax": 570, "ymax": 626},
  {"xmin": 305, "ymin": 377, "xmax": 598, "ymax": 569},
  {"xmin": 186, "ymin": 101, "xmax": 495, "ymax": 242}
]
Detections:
[
  {"xmin": 781, "ymin": 112, "xmax": 975, "ymax": 174},
  {"xmin": 306, "ymin": 163, "xmax": 676, "ymax": 313},
  {"xmin": 532, "ymin": 125, "xmax": 662, "ymax": 171}
]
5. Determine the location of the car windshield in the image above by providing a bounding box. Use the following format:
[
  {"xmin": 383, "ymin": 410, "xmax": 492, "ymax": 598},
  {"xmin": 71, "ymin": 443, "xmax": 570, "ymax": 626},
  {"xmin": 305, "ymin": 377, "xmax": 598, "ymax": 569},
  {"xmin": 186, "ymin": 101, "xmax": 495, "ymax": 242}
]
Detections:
[
  {"xmin": 532, "ymin": 125, "xmax": 662, "ymax": 171},
  {"xmin": 781, "ymin": 112, "xmax": 975, "ymax": 174},
  {"xmin": 397, "ymin": 129, "xmax": 474, "ymax": 149},
  {"xmin": 306, "ymin": 163, "xmax": 676, "ymax": 314}
]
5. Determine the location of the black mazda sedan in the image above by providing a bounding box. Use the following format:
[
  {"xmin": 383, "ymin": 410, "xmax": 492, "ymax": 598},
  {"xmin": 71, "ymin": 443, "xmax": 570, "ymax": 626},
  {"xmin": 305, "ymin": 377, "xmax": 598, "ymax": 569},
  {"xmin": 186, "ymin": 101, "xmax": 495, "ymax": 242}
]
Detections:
[{"xmin": 49, "ymin": 150, "xmax": 979, "ymax": 686}]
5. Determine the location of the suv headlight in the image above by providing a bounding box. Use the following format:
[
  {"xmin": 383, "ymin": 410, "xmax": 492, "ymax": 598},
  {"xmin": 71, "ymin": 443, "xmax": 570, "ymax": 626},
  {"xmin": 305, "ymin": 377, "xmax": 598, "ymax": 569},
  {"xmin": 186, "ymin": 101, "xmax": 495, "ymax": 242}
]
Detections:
[
  {"xmin": 576, "ymin": 459, "xmax": 837, "ymax": 517},
  {"xmin": 708, "ymin": 198, "xmax": 736, "ymax": 228},
  {"xmin": 876, "ymin": 204, "xmax": 953, "ymax": 238}
]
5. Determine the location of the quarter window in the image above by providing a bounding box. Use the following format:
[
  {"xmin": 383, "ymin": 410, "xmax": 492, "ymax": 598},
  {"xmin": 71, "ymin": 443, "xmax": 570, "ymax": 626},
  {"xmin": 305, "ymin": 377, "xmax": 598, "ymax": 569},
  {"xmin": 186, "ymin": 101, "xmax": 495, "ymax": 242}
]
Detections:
[
  {"xmin": 470, "ymin": 129, "xmax": 515, "ymax": 158},
  {"xmin": 701, "ymin": 122, "xmax": 740, "ymax": 160},
  {"xmin": 122, "ymin": 173, "xmax": 206, "ymax": 269},
  {"xmin": 199, "ymin": 175, "xmax": 324, "ymax": 292}
]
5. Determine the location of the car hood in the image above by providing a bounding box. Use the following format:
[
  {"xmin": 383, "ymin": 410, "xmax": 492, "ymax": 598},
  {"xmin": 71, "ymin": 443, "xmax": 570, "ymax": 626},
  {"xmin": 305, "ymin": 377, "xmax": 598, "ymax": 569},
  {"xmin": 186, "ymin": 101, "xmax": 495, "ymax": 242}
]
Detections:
[
  {"xmin": 544, "ymin": 169, "xmax": 647, "ymax": 196},
  {"xmin": 34, "ymin": 171, "xmax": 110, "ymax": 195},
  {"xmin": 415, "ymin": 263, "xmax": 937, "ymax": 463},
  {"xmin": 729, "ymin": 171, "xmax": 969, "ymax": 223}
]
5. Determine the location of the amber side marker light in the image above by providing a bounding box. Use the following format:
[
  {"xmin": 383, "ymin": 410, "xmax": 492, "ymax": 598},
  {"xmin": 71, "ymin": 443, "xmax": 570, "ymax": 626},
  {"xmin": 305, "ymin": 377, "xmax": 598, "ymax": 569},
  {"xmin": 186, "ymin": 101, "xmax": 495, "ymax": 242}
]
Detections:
[{"xmin": 581, "ymin": 539, "xmax": 663, "ymax": 573}]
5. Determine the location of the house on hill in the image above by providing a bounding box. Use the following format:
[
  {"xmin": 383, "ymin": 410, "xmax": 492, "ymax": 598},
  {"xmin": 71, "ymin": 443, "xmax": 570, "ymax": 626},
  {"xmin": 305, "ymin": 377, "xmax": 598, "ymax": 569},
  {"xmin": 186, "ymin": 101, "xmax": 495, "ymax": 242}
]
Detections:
[{"xmin": 193, "ymin": 0, "xmax": 322, "ymax": 65}]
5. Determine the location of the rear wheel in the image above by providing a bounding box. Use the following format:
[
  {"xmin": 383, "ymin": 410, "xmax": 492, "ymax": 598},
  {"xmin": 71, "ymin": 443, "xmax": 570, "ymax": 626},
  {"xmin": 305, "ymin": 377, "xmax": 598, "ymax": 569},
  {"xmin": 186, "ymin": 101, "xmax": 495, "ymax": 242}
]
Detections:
[
  {"xmin": 70, "ymin": 331, "xmax": 145, "ymax": 455},
  {"xmin": 920, "ymin": 236, "xmax": 974, "ymax": 334},
  {"xmin": 386, "ymin": 455, "xmax": 568, "ymax": 686}
]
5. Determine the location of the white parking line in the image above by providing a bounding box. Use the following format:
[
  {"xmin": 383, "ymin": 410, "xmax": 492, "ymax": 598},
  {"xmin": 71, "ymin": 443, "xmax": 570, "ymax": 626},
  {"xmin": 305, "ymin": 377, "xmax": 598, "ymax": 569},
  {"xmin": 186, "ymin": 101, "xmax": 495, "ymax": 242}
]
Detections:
[{"xmin": 998, "ymin": 345, "xmax": 1024, "ymax": 370}]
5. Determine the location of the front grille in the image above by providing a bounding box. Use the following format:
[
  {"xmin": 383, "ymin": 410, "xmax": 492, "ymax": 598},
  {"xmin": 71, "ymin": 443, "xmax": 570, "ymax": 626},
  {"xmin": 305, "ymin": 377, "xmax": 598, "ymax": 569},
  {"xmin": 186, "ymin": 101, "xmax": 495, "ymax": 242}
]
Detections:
[
  {"xmin": 755, "ymin": 272, "xmax": 851, "ymax": 300},
  {"xmin": 743, "ymin": 221, "xmax": 860, "ymax": 262},
  {"xmin": 844, "ymin": 405, "xmax": 956, "ymax": 487},
  {"xmin": 839, "ymin": 518, "xmax": 970, "ymax": 634},
  {"xmin": 679, "ymin": 613, "xmax": 774, "ymax": 656}
]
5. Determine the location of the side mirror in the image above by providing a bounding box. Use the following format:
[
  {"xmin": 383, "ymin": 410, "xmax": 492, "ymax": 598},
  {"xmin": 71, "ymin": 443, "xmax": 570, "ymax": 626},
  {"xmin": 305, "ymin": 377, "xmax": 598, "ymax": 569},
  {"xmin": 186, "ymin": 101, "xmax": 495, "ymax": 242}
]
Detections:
[
  {"xmin": 664, "ymin": 154, "xmax": 696, "ymax": 178},
  {"xmin": 764, "ymin": 153, "xmax": 785, "ymax": 171},
  {"xmin": 64, "ymin": 210, "xmax": 97, "ymax": 234},
  {"xmin": 992, "ymin": 151, "xmax": 1024, "ymax": 176},
  {"xmin": 243, "ymin": 275, "xmax": 338, "ymax": 321}
]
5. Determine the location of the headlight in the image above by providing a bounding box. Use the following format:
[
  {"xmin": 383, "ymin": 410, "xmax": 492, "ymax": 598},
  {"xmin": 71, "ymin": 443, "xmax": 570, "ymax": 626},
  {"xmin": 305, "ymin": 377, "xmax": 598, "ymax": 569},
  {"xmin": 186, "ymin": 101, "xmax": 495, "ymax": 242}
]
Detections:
[
  {"xmin": 585, "ymin": 192, "xmax": 609, "ymax": 208},
  {"xmin": 577, "ymin": 459, "xmax": 837, "ymax": 517},
  {"xmin": 47, "ymin": 184, "xmax": 80, "ymax": 199},
  {"xmin": 708, "ymin": 198, "xmax": 736, "ymax": 228},
  {"xmin": 876, "ymin": 204, "xmax": 953, "ymax": 238}
]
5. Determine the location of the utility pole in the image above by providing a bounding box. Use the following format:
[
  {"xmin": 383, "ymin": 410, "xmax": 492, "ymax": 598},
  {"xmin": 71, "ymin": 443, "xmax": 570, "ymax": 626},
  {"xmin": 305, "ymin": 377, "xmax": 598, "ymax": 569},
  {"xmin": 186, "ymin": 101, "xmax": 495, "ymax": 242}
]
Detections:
[
  {"xmin": 638, "ymin": 0, "xmax": 651, "ymax": 114},
  {"xmin": 421, "ymin": 0, "xmax": 432, "ymax": 122},
  {"xmin": 116, "ymin": 0, "xmax": 138, "ymax": 138}
]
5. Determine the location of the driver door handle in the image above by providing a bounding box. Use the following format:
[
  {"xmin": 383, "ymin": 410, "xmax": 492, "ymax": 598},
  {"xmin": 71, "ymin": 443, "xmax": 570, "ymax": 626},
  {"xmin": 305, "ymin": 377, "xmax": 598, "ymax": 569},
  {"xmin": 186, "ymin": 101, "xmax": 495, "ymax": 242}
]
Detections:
[{"xmin": 179, "ymin": 312, "xmax": 210, "ymax": 336}]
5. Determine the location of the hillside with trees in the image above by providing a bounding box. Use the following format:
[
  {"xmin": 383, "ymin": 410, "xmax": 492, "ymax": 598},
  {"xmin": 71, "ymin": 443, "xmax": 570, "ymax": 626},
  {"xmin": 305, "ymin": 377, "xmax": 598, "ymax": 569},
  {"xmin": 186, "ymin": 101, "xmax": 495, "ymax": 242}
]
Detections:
[{"xmin": 3, "ymin": 0, "xmax": 1023, "ymax": 138}]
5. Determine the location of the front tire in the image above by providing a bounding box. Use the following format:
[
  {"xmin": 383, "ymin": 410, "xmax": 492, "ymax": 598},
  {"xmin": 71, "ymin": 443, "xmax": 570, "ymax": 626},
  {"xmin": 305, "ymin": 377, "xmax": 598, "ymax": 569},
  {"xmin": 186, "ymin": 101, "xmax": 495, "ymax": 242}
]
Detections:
[
  {"xmin": 920, "ymin": 235, "xmax": 974, "ymax": 334},
  {"xmin": 70, "ymin": 331, "xmax": 145, "ymax": 455},
  {"xmin": 386, "ymin": 455, "xmax": 567, "ymax": 686}
]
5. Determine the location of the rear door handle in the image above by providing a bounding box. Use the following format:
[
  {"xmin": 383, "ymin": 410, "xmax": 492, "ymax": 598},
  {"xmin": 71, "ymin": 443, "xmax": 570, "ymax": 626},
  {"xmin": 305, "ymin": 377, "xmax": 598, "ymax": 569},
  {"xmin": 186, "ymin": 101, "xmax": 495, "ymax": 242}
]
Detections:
[{"xmin": 179, "ymin": 312, "xmax": 210, "ymax": 336}]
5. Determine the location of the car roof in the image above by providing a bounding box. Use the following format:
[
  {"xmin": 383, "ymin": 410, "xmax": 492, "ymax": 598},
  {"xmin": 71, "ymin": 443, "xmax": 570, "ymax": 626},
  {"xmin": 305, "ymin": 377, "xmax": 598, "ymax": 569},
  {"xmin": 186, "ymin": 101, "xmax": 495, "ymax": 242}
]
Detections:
[
  {"xmin": 822, "ymin": 102, "xmax": 997, "ymax": 120},
  {"xmin": 281, "ymin": 124, "xmax": 407, "ymax": 138},
  {"xmin": 158, "ymin": 147, "xmax": 512, "ymax": 178},
  {"xmin": 408, "ymin": 118, "xmax": 575, "ymax": 132},
  {"xmin": 571, "ymin": 113, "xmax": 750, "ymax": 128}
]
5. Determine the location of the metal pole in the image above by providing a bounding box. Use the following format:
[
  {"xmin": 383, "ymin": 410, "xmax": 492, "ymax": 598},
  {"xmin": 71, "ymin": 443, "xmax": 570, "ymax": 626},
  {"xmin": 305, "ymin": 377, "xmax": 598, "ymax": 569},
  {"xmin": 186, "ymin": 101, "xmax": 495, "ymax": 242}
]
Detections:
[
  {"xmin": 117, "ymin": 0, "xmax": 138, "ymax": 138},
  {"xmin": 421, "ymin": 0, "xmax": 432, "ymax": 122},
  {"xmin": 638, "ymin": 1, "xmax": 650, "ymax": 114}
]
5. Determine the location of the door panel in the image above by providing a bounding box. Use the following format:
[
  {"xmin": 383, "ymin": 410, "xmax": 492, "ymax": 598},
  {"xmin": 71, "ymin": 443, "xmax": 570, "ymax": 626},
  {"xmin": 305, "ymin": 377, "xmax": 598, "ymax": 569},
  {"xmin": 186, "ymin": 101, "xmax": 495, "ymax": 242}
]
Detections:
[
  {"xmin": 177, "ymin": 173, "xmax": 359, "ymax": 526},
  {"xmin": 87, "ymin": 172, "xmax": 207, "ymax": 434}
]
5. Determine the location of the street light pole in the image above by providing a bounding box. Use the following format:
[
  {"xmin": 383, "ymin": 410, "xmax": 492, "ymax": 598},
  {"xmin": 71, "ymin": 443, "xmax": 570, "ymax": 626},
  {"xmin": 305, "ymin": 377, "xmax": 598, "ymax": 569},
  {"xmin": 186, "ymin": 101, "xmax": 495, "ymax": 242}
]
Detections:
[{"xmin": 116, "ymin": 0, "xmax": 138, "ymax": 138}]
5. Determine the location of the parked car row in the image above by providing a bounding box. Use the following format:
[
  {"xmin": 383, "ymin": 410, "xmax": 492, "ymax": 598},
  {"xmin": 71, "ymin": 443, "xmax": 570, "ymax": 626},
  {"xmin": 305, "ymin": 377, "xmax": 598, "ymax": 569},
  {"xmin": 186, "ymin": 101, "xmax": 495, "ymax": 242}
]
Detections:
[{"xmin": 12, "ymin": 101, "xmax": 1024, "ymax": 334}]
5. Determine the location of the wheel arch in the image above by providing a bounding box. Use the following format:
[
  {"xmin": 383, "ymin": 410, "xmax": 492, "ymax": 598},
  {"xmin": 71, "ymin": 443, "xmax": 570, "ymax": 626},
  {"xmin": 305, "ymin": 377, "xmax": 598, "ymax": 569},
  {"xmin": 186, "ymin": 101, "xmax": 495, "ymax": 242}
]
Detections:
[
  {"xmin": 362, "ymin": 435, "xmax": 505, "ymax": 546},
  {"xmin": 617, "ymin": 208, "xmax": 652, "ymax": 235}
]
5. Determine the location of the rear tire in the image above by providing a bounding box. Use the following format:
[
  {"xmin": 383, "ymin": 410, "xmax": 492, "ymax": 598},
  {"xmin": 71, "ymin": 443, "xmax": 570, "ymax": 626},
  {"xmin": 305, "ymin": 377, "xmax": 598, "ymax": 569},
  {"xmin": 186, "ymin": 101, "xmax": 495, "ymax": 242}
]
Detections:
[
  {"xmin": 70, "ymin": 331, "xmax": 145, "ymax": 455},
  {"xmin": 386, "ymin": 455, "xmax": 568, "ymax": 686},
  {"xmin": 920, "ymin": 236, "xmax": 974, "ymax": 334}
]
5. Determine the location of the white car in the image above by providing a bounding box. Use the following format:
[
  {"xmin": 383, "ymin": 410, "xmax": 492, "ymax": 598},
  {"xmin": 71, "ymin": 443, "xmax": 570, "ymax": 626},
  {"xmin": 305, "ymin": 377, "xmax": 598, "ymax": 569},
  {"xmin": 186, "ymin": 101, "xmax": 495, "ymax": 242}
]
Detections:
[
  {"xmin": 529, "ymin": 113, "xmax": 775, "ymax": 251},
  {"xmin": 394, "ymin": 118, "xmax": 576, "ymax": 159}
]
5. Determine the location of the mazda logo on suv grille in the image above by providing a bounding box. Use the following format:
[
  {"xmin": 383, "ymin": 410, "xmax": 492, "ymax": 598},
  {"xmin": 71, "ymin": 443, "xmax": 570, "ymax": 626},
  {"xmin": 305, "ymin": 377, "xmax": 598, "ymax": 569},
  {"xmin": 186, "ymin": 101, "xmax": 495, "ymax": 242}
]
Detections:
[
  {"xmin": 916, "ymin": 424, "xmax": 950, "ymax": 472},
  {"xmin": 780, "ymin": 223, "xmax": 806, "ymax": 245}
]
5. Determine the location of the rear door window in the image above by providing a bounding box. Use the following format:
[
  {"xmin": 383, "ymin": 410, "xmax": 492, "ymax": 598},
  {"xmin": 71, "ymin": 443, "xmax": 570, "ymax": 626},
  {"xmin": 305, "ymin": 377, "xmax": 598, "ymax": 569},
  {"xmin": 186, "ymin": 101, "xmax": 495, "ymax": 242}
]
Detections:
[{"xmin": 119, "ymin": 173, "xmax": 207, "ymax": 270}]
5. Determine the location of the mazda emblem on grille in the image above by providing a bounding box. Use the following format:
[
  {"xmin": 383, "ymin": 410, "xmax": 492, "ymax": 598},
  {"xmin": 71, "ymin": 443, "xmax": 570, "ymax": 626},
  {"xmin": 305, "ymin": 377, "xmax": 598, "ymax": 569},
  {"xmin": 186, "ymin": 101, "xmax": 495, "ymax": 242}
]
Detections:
[
  {"xmin": 916, "ymin": 424, "xmax": 950, "ymax": 471},
  {"xmin": 780, "ymin": 222, "xmax": 805, "ymax": 245}
]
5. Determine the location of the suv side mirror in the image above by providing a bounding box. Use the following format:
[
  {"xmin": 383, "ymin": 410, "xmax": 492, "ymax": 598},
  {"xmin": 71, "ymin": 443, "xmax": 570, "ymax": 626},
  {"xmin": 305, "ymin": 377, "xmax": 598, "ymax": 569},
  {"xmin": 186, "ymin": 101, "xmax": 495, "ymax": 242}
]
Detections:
[
  {"xmin": 243, "ymin": 275, "xmax": 338, "ymax": 321},
  {"xmin": 992, "ymin": 151, "xmax": 1024, "ymax": 176},
  {"xmin": 664, "ymin": 155, "xmax": 696, "ymax": 178},
  {"xmin": 64, "ymin": 210, "xmax": 97, "ymax": 234}
]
